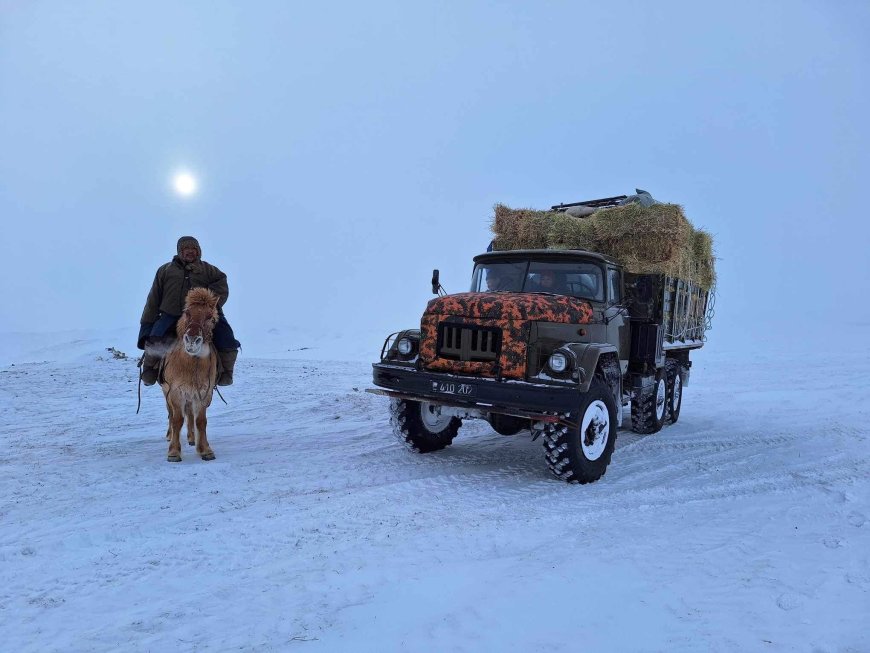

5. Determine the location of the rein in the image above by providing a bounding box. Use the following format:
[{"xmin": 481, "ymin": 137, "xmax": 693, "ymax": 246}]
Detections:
[{"xmin": 136, "ymin": 355, "xmax": 144, "ymax": 414}]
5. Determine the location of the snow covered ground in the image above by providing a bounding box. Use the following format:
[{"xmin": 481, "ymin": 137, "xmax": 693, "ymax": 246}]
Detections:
[{"xmin": 1, "ymin": 328, "xmax": 868, "ymax": 652}]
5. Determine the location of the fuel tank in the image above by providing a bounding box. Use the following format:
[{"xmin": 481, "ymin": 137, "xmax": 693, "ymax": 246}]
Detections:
[{"xmin": 419, "ymin": 292, "xmax": 594, "ymax": 379}]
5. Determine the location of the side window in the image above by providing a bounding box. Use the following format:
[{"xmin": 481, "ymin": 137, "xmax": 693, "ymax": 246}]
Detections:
[{"xmin": 608, "ymin": 268, "xmax": 622, "ymax": 303}]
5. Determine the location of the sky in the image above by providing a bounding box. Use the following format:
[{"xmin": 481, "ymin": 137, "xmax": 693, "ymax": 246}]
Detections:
[{"xmin": 1, "ymin": 0, "xmax": 869, "ymax": 350}]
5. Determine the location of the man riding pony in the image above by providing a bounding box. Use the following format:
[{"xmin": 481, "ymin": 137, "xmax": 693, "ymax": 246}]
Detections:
[{"xmin": 138, "ymin": 236, "xmax": 240, "ymax": 386}]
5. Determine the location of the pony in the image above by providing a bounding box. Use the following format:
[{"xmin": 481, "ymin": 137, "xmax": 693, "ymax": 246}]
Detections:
[{"xmin": 161, "ymin": 287, "xmax": 220, "ymax": 462}]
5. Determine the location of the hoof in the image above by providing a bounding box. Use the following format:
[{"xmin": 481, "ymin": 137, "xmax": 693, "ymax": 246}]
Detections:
[
  {"xmin": 167, "ymin": 455, "xmax": 182, "ymax": 462},
  {"xmin": 188, "ymin": 440, "xmax": 195, "ymax": 447},
  {"xmin": 201, "ymin": 452, "xmax": 216, "ymax": 461}
]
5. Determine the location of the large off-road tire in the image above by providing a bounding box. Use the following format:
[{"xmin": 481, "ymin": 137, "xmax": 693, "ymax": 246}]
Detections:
[
  {"xmin": 631, "ymin": 371, "xmax": 666, "ymax": 434},
  {"xmin": 389, "ymin": 398, "xmax": 461, "ymax": 453},
  {"xmin": 542, "ymin": 377, "xmax": 618, "ymax": 484},
  {"xmin": 666, "ymin": 359, "xmax": 685, "ymax": 424},
  {"xmin": 488, "ymin": 413, "xmax": 529, "ymax": 436}
]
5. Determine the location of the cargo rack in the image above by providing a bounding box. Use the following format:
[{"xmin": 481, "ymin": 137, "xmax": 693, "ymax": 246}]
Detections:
[{"xmin": 551, "ymin": 195, "xmax": 627, "ymax": 211}]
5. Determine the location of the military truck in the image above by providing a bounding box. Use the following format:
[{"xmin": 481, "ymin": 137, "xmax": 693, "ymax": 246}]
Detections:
[{"xmin": 368, "ymin": 196, "xmax": 712, "ymax": 484}]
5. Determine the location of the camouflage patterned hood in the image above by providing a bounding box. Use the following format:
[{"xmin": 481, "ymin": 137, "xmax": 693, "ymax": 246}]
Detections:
[
  {"xmin": 419, "ymin": 292, "xmax": 593, "ymax": 380},
  {"xmin": 424, "ymin": 292, "xmax": 594, "ymax": 323}
]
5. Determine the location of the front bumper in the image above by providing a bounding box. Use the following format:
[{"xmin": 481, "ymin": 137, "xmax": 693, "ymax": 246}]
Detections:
[{"xmin": 369, "ymin": 362, "xmax": 579, "ymax": 419}]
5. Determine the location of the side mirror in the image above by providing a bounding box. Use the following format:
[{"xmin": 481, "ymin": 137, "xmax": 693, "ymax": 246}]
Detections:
[{"xmin": 431, "ymin": 269, "xmax": 440, "ymax": 295}]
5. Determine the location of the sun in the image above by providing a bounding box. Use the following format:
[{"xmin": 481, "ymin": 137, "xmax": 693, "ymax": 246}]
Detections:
[{"xmin": 172, "ymin": 172, "xmax": 198, "ymax": 197}]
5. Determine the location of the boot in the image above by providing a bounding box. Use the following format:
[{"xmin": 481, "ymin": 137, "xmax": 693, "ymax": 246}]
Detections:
[
  {"xmin": 217, "ymin": 349, "xmax": 238, "ymax": 386},
  {"xmin": 140, "ymin": 353, "xmax": 161, "ymax": 386}
]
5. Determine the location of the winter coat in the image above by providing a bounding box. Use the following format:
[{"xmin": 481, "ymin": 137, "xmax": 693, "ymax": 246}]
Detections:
[{"xmin": 140, "ymin": 256, "xmax": 229, "ymax": 326}]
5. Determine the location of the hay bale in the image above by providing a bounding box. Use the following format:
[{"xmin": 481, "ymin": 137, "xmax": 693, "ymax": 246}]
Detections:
[
  {"xmin": 491, "ymin": 204, "xmax": 551, "ymax": 250},
  {"xmin": 587, "ymin": 203, "xmax": 693, "ymax": 272},
  {"xmin": 490, "ymin": 201, "xmax": 716, "ymax": 290},
  {"xmin": 547, "ymin": 211, "xmax": 597, "ymax": 250},
  {"xmin": 692, "ymin": 229, "xmax": 716, "ymax": 289}
]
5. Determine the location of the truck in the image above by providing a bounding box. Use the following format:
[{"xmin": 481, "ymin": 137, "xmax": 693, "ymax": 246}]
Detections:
[{"xmin": 368, "ymin": 196, "xmax": 713, "ymax": 484}]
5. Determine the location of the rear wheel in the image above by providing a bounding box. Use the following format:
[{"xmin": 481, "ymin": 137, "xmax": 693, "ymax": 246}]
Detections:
[
  {"xmin": 666, "ymin": 359, "xmax": 684, "ymax": 423},
  {"xmin": 543, "ymin": 377, "xmax": 617, "ymax": 484},
  {"xmin": 389, "ymin": 398, "xmax": 461, "ymax": 452},
  {"xmin": 631, "ymin": 371, "xmax": 666, "ymax": 434}
]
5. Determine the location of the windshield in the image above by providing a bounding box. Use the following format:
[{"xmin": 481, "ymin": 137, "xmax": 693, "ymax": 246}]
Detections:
[{"xmin": 471, "ymin": 260, "xmax": 605, "ymax": 301}]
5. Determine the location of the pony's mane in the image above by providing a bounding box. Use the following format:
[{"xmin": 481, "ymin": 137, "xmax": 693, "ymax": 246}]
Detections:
[{"xmin": 185, "ymin": 287, "xmax": 219, "ymax": 310}]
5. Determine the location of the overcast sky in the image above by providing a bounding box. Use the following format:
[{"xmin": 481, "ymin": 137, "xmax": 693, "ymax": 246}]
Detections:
[{"xmin": 1, "ymin": 1, "xmax": 868, "ymax": 349}]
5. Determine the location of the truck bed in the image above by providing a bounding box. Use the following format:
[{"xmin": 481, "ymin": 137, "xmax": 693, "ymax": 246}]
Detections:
[{"xmin": 626, "ymin": 273, "xmax": 710, "ymax": 351}]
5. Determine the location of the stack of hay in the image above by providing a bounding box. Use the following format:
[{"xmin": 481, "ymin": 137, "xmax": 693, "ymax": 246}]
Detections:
[{"xmin": 491, "ymin": 202, "xmax": 716, "ymax": 290}]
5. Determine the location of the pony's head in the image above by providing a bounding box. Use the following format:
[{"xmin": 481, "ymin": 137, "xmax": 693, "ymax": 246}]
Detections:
[{"xmin": 177, "ymin": 288, "xmax": 220, "ymax": 356}]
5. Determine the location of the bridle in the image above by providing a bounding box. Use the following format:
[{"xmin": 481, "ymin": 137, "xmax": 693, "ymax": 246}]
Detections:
[{"xmin": 182, "ymin": 312, "xmax": 214, "ymax": 355}]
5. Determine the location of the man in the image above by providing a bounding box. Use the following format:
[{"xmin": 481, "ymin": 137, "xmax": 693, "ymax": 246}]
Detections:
[
  {"xmin": 138, "ymin": 236, "xmax": 240, "ymax": 386},
  {"xmin": 485, "ymin": 270, "xmax": 504, "ymax": 292},
  {"xmin": 537, "ymin": 270, "xmax": 556, "ymax": 291},
  {"xmin": 530, "ymin": 270, "xmax": 563, "ymax": 294}
]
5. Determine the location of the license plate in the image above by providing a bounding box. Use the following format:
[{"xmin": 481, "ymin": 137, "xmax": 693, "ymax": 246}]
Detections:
[{"xmin": 431, "ymin": 381, "xmax": 476, "ymax": 397}]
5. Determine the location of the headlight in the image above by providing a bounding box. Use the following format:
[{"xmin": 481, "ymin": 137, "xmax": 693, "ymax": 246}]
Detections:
[
  {"xmin": 397, "ymin": 338, "xmax": 413, "ymax": 355},
  {"xmin": 548, "ymin": 351, "xmax": 569, "ymax": 373}
]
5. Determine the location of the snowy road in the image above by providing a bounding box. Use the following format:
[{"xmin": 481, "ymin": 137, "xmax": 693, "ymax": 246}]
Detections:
[{"xmin": 1, "ymin": 336, "xmax": 868, "ymax": 652}]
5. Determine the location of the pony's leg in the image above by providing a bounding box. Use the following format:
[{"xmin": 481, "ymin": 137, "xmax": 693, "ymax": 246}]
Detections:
[
  {"xmin": 167, "ymin": 396, "xmax": 184, "ymax": 462},
  {"xmin": 185, "ymin": 404, "xmax": 196, "ymax": 447},
  {"xmin": 163, "ymin": 387, "xmax": 172, "ymax": 441},
  {"xmin": 196, "ymin": 406, "xmax": 215, "ymax": 461}
]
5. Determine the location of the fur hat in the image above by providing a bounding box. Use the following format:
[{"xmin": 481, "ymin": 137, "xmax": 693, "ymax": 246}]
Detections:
[{"xmin": 176, "ymin": 236, "xmax": 201, "ymax": 258}]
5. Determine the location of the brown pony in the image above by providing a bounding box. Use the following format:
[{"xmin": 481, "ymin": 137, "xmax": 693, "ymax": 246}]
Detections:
[{"xmin": 161, "ymin": 287, "xmax": 220, "ymax": 462}]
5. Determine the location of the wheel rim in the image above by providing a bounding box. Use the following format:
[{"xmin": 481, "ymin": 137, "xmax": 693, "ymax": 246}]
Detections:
[
  {"xmin": 655, "ymin": 378, "xmax": 666, "ymax": 421},
  {"xmin": 673, "ymin": 374, "xmax": 682, "ymax": 412},
  {"xmin": 420, "ymin": 402, "xmax": 453, "ymax": 432},
  {"xmin": 581, "ymin": 399, "xmax": 610, "ymax": 461}
]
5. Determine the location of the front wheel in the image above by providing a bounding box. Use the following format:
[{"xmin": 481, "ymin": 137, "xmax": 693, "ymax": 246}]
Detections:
[
  {"xmin": 543, "ymin": 377, "xmax": 618, "ymax": 484},
  {"xmin": 389, "ymin": 398, "xmax": 461, "ymax": 453}
]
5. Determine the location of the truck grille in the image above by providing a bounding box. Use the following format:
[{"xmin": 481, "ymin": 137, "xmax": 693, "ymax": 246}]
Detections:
[{"xmin": 437, "ymin": 323, "xmax": 501, "ymax": 362}]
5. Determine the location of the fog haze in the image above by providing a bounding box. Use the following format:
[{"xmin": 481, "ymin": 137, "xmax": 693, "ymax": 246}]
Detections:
[{"xmin": 2, "ymin": 1, "xmax": 869, "ymax": 350}]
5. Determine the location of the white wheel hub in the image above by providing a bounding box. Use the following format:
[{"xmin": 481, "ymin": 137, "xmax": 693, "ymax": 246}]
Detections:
[
  {"xmin": 581, "ymin": 400, "xmax": 610, "ymax": 461},
  {"xmin": 655, "ymin": 378, "xmax": 666, "ymax": 421},
  {"xmin": 420, "ymin": 402, "xmax": 453, "ymax": 432}
]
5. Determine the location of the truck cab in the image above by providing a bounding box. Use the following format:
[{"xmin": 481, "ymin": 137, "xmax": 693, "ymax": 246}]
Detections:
[{"xmin": 470, "ymin": 249, "xmax": 631, "ymax": 375}]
